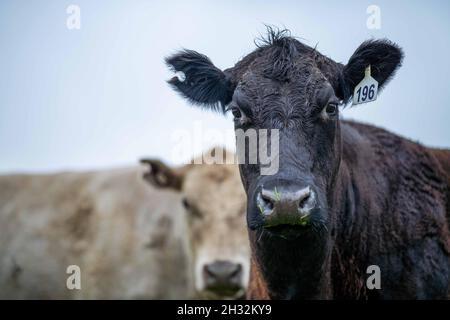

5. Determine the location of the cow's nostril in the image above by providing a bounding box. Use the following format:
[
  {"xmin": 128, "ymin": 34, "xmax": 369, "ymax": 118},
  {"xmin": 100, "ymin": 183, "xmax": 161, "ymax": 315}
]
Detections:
[
  {"xmin": 261, "ymin": 194, "xmax": 274, "ymax": 210},
  {"xmin": 257, "ymin": 189, "xmax": 275, "ymax": 215},
  {"xmin": 229, "ymin": 263, "xmax": 243, "ymax": 279},
  {"xmin": 204, "ymin": 265, "xmax": 216, "ymax": 278},
  {"xmin": 297, "ymin": 187, "xmax": 315, "ymax": 213},
  {"xmin": 298, "ymin": 192, "xmax": 310, "ymax": 209}
]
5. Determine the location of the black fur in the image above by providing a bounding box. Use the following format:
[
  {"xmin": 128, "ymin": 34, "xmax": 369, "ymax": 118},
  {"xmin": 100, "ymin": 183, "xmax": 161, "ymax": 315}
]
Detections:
[
  {"xmin": 343, "ymin": 39, "xmax": 404, "ymax": 103},
  {"xmin": 164, "ymin": 28, "xmax": 450, "ymax": 300},
  {"xmin": 165, "ymin": 50, "xmax": 233, "ymax": 112}
]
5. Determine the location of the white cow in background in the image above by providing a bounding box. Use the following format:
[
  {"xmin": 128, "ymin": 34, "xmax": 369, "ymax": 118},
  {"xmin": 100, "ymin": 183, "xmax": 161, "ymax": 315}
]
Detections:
[{"xmin": 0, "ymin": 147, "xmax": 249, "ymax": 299}]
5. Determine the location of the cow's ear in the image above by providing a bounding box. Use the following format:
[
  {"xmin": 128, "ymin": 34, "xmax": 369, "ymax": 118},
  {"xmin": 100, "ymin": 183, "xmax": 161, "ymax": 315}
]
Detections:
[
  {"xmin": 165, "ymin": 50, "xmax": 234, "ymax": 112},
  {"xmin": 140, "ymin": 159, "xmax": 185, "ymax": 191},
  {"xmin": 342, "ymin": 39, "xmax": 404, "ymax": 102}
]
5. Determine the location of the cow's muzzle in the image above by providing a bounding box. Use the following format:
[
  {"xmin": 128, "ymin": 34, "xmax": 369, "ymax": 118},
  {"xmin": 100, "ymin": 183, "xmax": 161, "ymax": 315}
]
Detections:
[
  {"xmin": 202, "ymin": 260, "xmax": 244, "ymax": 298},
  {"xmin": 254, "ymin": 179, "xmax": 319, "ymax": 236}
]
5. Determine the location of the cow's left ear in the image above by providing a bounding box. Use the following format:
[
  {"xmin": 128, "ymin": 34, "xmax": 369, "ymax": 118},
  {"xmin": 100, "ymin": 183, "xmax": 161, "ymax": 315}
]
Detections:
[
  {"xmin": 165, "ymin": 50, "xmax": 234, "ymax": 112},
  {"xmin": 342, "ymin": 39, "xmax": 404, "ymax": 102},
  {"xmin": 140, "ymin": 159, "xmax": 186, "ymax": 191}
]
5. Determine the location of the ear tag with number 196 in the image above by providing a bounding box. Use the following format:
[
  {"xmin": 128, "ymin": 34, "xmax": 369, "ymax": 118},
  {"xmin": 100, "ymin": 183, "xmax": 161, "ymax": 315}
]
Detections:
[{"xmin": 352, "ymin": 65, "xmax": 378, "ymax": 105}]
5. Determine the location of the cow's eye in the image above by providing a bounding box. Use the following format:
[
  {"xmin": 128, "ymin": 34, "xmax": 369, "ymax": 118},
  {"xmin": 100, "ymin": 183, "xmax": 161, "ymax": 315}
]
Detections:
[
  {"xmin": 231, "ymin": 107, "xmax": 242, "ymax": 119},
  {"xmin": 226, "ymin": 104, "xmax": 250, "ymax": 125},
  {"xmin": 182, "ymin": 197, "xmax": 202, "ymax": 219},
  {"xmin": 325, "ymin": 102, "xmax": 338, "ymax": 116},
  {"xmin": 228, "ymin": 106, "xmax": 250, "ymax": 126},
  {"xmin": 182, "ymin": 197, "xmax": 191, "ymax": 210}
]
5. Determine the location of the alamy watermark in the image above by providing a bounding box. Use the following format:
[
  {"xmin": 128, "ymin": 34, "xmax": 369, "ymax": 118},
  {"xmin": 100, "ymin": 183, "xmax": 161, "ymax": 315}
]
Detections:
[
  {"xmin": 366, "ymin": 265, "xmax": 381, "ymax": 290},
  {"xmin": 171, "ymin": 121, "xmax": 279, "ymax": 175},
  {"xmin": 66, "ymin": 5, "xmax": 81, "ymax": 30},
  {"xmin": 66, "ymin": 265, "xmax": 81, "ymax": 290},
  {"xmin": 367, "ymin": 5, "xmax": 381, "ymax": 30}
]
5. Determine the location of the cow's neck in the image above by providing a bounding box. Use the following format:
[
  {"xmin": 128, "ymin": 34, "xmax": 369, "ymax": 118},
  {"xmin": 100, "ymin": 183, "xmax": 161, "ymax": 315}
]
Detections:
[{"xmin": 327, "ymin": 125, "xmax": 372, "ymax": 299}]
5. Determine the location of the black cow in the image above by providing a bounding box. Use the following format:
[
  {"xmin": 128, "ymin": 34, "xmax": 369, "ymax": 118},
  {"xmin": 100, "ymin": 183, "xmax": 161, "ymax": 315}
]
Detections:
[{"xmin": 165, "ymin": 28, "xmax": 450, "ymax": 299}]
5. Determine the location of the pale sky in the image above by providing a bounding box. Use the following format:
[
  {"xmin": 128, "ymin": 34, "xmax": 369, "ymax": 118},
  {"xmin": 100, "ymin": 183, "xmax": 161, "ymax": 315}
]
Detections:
[{"xmin": 1, "ymin": 0, "xmax": 449, "ymax": 173}]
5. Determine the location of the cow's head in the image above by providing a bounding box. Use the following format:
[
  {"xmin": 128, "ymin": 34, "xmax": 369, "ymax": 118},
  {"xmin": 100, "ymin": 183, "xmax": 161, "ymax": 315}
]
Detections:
[
  {"xmin": 141, "ymin": 148, "xmax": 249, "ymax": 299},
  {"xmin": 165, "ymin": 28, "xmax": 403, "ymax": 241}
]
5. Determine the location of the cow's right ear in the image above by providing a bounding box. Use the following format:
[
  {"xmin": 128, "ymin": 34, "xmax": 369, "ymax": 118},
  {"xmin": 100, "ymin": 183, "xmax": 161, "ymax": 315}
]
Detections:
[
  {"xmin": 165, "ymin": 50, "xmax": 234, "ymax": 112},
  {"xmin": 140, "ymin": 159, "xmax": 184, "ymax": 191}
]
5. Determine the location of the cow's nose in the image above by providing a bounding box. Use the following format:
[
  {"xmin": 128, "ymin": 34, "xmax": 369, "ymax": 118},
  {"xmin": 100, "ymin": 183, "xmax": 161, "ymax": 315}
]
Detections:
[
  {"xmin": 203, "ymin": 260, "xmax": 243, "ymax": 294},
  {"xmin": 257, "ymin": 186, "xmax": 316, "ymax": 223}
]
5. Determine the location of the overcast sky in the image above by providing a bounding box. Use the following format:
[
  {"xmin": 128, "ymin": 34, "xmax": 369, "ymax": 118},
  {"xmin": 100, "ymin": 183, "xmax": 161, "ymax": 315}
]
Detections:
[{"xmin": 1, "ymin": 0, "xmax": 449, "ymax": 173}]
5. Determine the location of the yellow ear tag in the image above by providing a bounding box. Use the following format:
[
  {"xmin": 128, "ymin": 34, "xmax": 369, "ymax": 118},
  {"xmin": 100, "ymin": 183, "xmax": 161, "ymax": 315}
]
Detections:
[{"xmin": 352, "ymin": 65, "xmax": 378, "ymax": 105}]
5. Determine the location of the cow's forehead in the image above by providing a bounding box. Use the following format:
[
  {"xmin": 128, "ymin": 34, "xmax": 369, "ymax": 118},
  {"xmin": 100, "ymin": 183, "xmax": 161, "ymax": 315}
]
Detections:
[
  {"xmin": 232, "ymin": 74, "xmax": 331, "ymax": 121},
  {"xmin": 228, "ymin": 35, "xmax": 343, "ymax": 104},
  {"xmin": 186, "ymin": 164, "xmax": 233, "ymax": 184},
  {"xmin": 236, "ymin": 64, "xmax": 327, "ymax": 101},
  {"xmin": 182, "ymin": 164, "xmax": 245, "ymax": 217}
]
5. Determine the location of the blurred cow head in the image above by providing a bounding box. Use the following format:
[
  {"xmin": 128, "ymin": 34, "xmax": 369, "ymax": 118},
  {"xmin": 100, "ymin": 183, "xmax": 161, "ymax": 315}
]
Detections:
[{"xmin": 140, "ymin": 147, "xmax": 249, "ymax": 299}]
